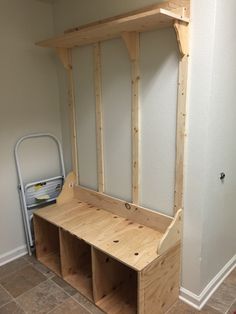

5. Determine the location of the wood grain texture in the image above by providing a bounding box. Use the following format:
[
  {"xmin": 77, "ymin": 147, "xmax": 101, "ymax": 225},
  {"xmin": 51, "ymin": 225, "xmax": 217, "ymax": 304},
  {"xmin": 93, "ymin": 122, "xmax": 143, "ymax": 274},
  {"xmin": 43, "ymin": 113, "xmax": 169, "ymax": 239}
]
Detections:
[
  {"xmin": 36, "ymin": 8, "xmax": 189, "ymax": 48},
  {"xmin": 74, "ymin": 185, "xmax": 172, "ymax": 233},
  {"xmin": 55, "ymin": 49, "xmax": 79, "ymax": 184},
  {"xmin": 93, "ymin": 248, "xmax": 137, "ymax": 313},
  {"xmin": 57, "ymin": 172, "xmax": 76, "ymax": 205},
  {"xmin": 174, "ymin": 20, "xmax": 189, "ymax": 57},
  {"xmin": 67, "ymin": 50, "xmax": 79, "ymax": 184},
  {"xmin": 94, "ymin": 43, "xmax": 104, "ymax": 193},
  {"xmin": 60, "ymin": 229, "xmax": 93, "ymax": 300},
  {"xmin": 64, "ymin": 0, "xmax": 190, "ymax": 34},
  {"xmin": 55, "ymin": 47, "xmax": 70, "ymax": 70},
  {"xmin": 174, "ymin": 55, "xmax": 189, "ymax": 213},
  {"xmin": 35, "ymin": 201, "xmax": 163, "ymax": 271},
  {"xmin": 158, "ymin": 208, "xmax": 182, "ymax": 254},
  {"xmin": 33, "ymin": 215, "xmax": 61, "ymax": 275},
  {"xmin": 140, "ymin": 244, "xmax": 181, "ymax": 314},
  {"xmin": 122, "ymin": 31, "xmax": 140, "ymax": 205}
]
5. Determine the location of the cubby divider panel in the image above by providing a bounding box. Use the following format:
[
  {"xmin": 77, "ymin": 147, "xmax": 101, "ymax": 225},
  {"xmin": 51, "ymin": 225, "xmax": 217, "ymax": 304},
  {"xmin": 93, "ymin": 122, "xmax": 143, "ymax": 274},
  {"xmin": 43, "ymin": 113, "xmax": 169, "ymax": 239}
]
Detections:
[
  {"xmin": 60, "ymin": 229, "xmax": 93, "ymax": 301},
  {"xmin": 92, "ymin": 248, "xmax": 137, "ymax": 314},
  {"xmin": 34, "ymin": 215, "xmax": 61, "ymax": 276}
]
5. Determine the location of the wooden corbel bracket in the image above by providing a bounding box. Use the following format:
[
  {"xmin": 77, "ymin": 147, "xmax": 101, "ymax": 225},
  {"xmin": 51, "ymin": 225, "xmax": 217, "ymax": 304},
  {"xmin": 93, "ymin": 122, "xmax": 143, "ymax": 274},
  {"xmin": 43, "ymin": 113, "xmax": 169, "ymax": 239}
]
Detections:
[
  {"xmin": 157, "ymin": 208, "xmax": 182, "ymax": 254},
  {"xmin": 55, "ymin": 47, "xmax": 72, "ymax": 70},
  {"xmin": 174, "ymin": 20, "xmax": 189, "ymax": 58},
  {"xmin": 121, "ymin": 31, "xmax": 140, "ymax": 61}
]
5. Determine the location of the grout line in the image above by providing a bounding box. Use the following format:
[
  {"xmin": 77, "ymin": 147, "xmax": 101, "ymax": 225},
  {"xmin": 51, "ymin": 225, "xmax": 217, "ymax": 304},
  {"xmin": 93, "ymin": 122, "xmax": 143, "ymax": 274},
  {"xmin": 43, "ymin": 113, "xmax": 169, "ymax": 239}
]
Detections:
[
  {"xmin": 0, "ymin": 284, "xmax": 25, "ymax": 313},
  {"xmin": 226, "ymin": 297, "xmax": 236, "ymax": 314},
  {"xmin": 49, "ymin": 277, "xmax": 95, "ymax": 314},
  {"xmin": 0, "ymin": 301, "xmax": 13, "ymax": 310},
  {"xmin": 15, "ymin": 278, "xmax": 49, "ymax": 301},
  {"xmin": 13, "ymin": 298, "xmax": 26, "ymax": 313},
  {"xmin": 0, "ymin": 260, "xmax": 31, "ymax": 281},
  {"xmin": 0, "ymin": 283, "xmax": 15, "ymax": 302},
  {"xmin": 47, "ymin": 298, "xmax": 68, "ymax": 314}
]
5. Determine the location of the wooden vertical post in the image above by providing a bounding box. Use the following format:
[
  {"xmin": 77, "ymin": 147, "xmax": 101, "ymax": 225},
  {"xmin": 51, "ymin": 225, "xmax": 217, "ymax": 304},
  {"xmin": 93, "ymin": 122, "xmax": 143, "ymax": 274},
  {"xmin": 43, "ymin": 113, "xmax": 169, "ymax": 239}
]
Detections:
[
  {"xmin": 55, "ymin": 48, "xmax": 79, "ymax": 185},
  {"xmin": 94, "ymin": 43, "xmax": 104, "ymax": 193},
  {"xmin": 173, "ymin": 21, "xmax": 189, "ymax": 213},
  {"xmin": 122, "ymin": 32, "xmax": 140, "ymax": 205}
]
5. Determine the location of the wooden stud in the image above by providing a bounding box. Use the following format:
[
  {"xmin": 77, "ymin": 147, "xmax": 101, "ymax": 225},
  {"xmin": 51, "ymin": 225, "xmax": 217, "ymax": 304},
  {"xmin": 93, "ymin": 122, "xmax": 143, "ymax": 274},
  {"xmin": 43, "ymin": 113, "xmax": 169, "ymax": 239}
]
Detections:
[
  {"xmin": 67, "ymin": 49, "xmax": 79, "ymax": 185},
  {"xmin": 55, "ymin": 48, "xmax": 79, "ymax": 185},
  {"xmin": 94, "ymin": 43, "xmax": 104, "ymax": 193},
  {"xmin": 174, "ymin": 20, "xmax": 189, "ymax": 57},
  {"xmin": 122, "ymin": 32, "xmax": 140, "ymax": 205},
  {"xmin": 157, "ymin": 208, "xmax": 182, "ymax": 254},
  {"xmin": 174, "ymin": 55, "xmax": 189, "ymax": 213}
]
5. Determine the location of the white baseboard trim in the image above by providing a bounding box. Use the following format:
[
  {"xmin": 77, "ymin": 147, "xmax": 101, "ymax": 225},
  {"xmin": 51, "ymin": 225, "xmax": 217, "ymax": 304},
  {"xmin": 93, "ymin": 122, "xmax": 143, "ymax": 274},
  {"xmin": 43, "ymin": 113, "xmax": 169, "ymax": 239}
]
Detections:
[
  {"xmin": 180, "ymin": 254, "xmax": 236, "ymax": 310},
  {"xmin": 0, "ymin": 245, "xmax": 28, "ymax": 266}
]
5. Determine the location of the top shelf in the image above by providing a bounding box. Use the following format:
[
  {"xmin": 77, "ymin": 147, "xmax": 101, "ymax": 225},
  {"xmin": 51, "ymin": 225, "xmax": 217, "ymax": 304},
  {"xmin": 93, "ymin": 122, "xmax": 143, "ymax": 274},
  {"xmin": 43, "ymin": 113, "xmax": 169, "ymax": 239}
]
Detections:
[{"xmin": 36, "ymin": 8, "xmax": 189, "ymax": 48}]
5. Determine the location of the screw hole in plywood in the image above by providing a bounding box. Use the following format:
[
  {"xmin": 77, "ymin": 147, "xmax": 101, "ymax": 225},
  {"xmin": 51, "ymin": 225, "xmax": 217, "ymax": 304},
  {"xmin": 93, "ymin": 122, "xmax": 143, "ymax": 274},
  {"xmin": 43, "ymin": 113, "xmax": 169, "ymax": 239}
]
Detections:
[{"xmin": 125, "ymin": 203, "xmax": 131, "ymax": 210}]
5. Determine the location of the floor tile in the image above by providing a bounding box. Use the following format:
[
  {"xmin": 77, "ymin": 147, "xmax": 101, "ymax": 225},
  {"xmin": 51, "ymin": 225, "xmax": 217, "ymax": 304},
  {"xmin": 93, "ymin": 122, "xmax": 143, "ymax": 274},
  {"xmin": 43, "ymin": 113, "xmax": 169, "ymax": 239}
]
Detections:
[
  {"xmin": 73, "ymin": 292, "xmax": 105, "ymax": 314},
  {"xmin": 51, "ymin": 276, "xmax": 77, "ymax": 296},
  {"xmin": 167, "ymin": 300, "xmax": 222, "ymax": 314},
  {"xmin": 207, "ymin": 282, "xmax": 236, "ymax": 313},
  {"xmin": 0, "ymin": 301, "xmax": 25, "ymax": 314},
  {"xmin": 73, "ymin": 292, "xmax": 104, "ymax": 314},
  {"xmin": 49, "ymin": 298, "xmax": 90, "ymax": 314},
  {"xmin": 25, "ymin": 255, "xmax": 54, "ymax": 278},
  {"xmin": 0, "ymin": 258, "xmax": 28, "ymax": 280},
  {"xmin": 0, "ymin": 285, "xmax": 12, "ymax": 307},
  {"xmin": 16, "ymin": 280, "xmax": 69, "ymax": 314},
  {"xmin": 0, "ymin": 265, "xmax": 46, "ymax": 298}
]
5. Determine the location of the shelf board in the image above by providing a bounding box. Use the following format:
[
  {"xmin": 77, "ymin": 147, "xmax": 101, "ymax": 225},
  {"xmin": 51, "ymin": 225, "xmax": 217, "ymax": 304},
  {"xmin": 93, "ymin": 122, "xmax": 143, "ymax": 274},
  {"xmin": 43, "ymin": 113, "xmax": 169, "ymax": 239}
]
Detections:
[
  {"xmin": 96, "ymin": 281, "xmax": 137, "ymax": 314},
  {"xmin": 36, "ymin": 8, "xmax": 189, "ymax": 49},
  {"xmin": 64, "ymin": 270, "xmax": 93, "ymax": 301},
  {"xmin": 39, "ymin": 252, "xmax": 61, "ymax": 276}
]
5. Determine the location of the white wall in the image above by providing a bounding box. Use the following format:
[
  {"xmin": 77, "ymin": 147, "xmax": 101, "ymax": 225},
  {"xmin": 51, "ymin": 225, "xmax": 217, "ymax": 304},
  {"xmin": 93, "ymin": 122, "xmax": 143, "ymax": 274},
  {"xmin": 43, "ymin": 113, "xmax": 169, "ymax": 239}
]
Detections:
[
  {"xmin": 0, "ymin": 0, "xmax": 61, "ymax": 260},
  {"xmin": 201, "ymin": 0, "xmax": 236, "ymax": 289},
  {"xmin": 52, "ymin": 0, "xmax": 236, "ymax": 303},
  {"xmin": 183, "ymin": 0, "xmax": 236, "ymax": 299},
  {"xmin": 53, "ymin": 0, "xmax": 178, "ymax": 215}
]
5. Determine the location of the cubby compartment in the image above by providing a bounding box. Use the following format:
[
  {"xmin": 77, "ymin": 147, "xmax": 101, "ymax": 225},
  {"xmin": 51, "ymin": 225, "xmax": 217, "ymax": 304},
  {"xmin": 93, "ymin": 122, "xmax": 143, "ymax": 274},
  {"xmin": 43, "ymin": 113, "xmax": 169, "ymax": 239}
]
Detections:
[
  {"xmin": 60, "ymin": 229, "xmax": 93, "ymax": 301},
  {"xmin": 92, "ymin": 248, "xmax": 138, "ymax": 314},
  {"xmin": 33, "ymin": 215, "xmax": 61, "ymax": 276}
]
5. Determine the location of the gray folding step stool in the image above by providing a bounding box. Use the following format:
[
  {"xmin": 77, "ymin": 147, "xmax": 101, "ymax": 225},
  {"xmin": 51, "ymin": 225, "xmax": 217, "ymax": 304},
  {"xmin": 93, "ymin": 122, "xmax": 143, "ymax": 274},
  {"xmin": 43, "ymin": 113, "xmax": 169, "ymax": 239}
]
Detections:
[{"xmin": 15, "ymin": 133, "xmax": 65, "ymax": 255}]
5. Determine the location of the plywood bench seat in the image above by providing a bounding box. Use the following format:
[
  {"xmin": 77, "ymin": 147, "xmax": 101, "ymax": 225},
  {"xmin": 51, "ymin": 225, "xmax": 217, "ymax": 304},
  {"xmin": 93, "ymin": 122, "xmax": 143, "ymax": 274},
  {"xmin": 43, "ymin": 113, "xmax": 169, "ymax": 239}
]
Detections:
[
  {"xmin": 35, "ymin": 199, "xmax": 163, "ymax": 271},
  {"xmin": 34, "ymin": 173, "xmax": 182, "ymax": 313}
]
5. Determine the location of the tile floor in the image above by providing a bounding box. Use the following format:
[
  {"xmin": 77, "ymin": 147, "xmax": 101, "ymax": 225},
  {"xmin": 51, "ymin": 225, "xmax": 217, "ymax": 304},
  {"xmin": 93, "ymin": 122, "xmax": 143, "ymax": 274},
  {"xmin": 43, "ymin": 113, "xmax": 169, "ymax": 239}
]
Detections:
[{"xmin": 0, "ymin": 255, "xmax": 235, "ymax": 313}]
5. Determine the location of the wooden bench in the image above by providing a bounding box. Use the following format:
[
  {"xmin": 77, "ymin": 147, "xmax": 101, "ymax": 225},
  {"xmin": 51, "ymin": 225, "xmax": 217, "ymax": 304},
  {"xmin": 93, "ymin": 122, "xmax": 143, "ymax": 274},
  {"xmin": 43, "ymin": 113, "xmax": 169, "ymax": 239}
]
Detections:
[{"xmin": 34, "ymin": 173, "xmax": 182, "ymax": 314}]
